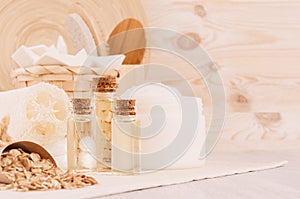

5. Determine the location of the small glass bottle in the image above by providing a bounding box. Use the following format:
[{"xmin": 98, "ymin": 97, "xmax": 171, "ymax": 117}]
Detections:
[
  {"xmin": 92, "ymin": 76, "xmax": 118, "ymax": 171},
  {"xmin": 67, "ymin": 98, "xmax": 97, "ymax": 172},
  {"xmin": 112, "ymin": 99, "xmax": 140, "ymax": 174}
]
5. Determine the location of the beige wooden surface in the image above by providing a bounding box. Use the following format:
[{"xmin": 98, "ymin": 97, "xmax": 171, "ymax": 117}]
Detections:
[{"xmin": 141, "ymin": 0, "xmax": 300, "ymax": 142}]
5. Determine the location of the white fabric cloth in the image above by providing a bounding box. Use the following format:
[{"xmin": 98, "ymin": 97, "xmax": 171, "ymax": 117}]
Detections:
[
  {"xmin": 103, "ymin": 149, "xmax": 300, "ymax": 199},
  {"xmin": 0, "ymin": 148, "xmax": 288, "ymax": 198}
]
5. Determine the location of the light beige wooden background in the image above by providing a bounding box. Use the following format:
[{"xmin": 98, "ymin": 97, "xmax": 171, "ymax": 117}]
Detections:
[
  {"xmin": 141, "ymin": 0, "xmax": 300, "ymax": 146},
  {"xmin": 0, "ymin": 0, "xmax": 299, "ymax": 147}
]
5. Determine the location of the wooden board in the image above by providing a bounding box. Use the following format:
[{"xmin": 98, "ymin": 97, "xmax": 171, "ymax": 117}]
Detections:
[{"xmin": 141, "ymin": 0, "xmax": 300, "ymax": 142}]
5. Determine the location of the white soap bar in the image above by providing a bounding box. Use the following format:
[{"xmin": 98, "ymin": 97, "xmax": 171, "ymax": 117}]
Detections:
[
  {"xmin": 56, "ymin": 35, "xmax": 68, "ymax": 54},
  {"xmin": 12, "ymin": 45, "xmax": 39, "ymax": 68},
  {"xmin": 35, "ymin": 49, "xmax": 88, "ymax": 66}
]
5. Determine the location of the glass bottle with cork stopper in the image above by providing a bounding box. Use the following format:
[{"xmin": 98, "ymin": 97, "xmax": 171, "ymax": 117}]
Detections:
[
  {"xmin": 92, "ymin": 75, "xmax": 118, "ymax": 171},
  {"xmin": 112, "ymin": 99, "xmax": 140, "ymax": 175},
  {"xmin": 67, "ymin": 98, "xmax": 97, "ymax": 172}
]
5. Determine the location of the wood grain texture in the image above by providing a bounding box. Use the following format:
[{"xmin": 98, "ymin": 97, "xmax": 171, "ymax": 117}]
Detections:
[
  {"xmin": 142, "ymin": 0, "xmax": 300, "ymax": 112},
  {"xmin": 108, "ymin": 18, "xmax": 146, "ymax": 64},
  {"xmin": 141, "ymin": 0, "xmax": 300, "ymax": 141},
  {"xmin": 222, "ymin": 112, "xmax": 300, "ymax": 141},
  {"xmin": 0, "ymin": 0, "xmax": 147, "ymax": 90}
]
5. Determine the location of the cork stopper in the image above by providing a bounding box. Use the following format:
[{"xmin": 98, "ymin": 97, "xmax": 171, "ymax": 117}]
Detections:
[
  {"xmin": 92, "ymin": 75, "xmax": 118, "ymax": 92},
  {"xmin": 115, "ymin": 99, "xmax": 136, "ymax": 116},
  {"xmin": 71, "ymin": 98, "xmax": 92, "ymax": 115}
]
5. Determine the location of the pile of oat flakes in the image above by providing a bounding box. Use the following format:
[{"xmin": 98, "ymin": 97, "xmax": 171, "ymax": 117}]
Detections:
[{"xmin": 0, "ymin": 148, "xmax": 97, "ymax": 192}]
